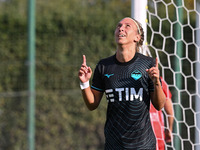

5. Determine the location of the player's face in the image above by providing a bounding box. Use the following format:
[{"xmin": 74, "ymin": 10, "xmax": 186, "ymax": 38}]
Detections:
[{"xmin": 115, "ymin": 18, "xmax": 140, "ymax": 45}]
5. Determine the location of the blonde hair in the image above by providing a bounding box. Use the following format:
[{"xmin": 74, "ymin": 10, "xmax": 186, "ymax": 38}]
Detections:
[{"xmin": 131, "ymin": 18, "xmax": 144, "ymax": 53}]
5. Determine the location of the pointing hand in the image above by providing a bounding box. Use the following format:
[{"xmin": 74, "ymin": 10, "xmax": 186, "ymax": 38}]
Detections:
[
  {"xmin": 78, "ymin": 55, "xmax": 92, "ymax": 83},
  {"xmin": 146, "ymin": 57, "xmax": 160, "ymax": 84}
]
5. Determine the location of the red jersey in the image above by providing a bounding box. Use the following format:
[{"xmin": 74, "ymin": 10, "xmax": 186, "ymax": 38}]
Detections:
[{"xmin": 150, "ymin": 77, "xmax": 172, "ymax": 150}]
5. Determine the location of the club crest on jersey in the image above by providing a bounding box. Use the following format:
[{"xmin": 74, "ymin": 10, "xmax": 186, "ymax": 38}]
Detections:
[{"xmin": 131, "ymin": 70, "xmax": 142, "ymax": 80}]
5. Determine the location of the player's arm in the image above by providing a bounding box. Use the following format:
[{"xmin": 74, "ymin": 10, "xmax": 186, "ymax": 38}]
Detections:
[
  {"xmin": 164, "ymin": 98, "xmax": 174, "ymax": 142},
  {"xmin": 150, "ymin": 82, "xmax": 166, "ymax": 111},
  {"xmin": 165, "ymin": 99, "xmax": 174, "ymax": 132},
  {"xmin": 147, "ymin": 58, "xmax": 166, "ymax": 110},
  {"xmin": 78, "ymin": 55, "xmax": 103, "ymax": 111},
  {"xmin": 82, "ymin": 88, "xmax": 103, "ymax": 111}
]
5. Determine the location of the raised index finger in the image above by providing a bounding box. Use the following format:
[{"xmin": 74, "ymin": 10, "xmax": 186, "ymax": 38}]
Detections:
[
  {"xmin": 83, "ymin": 55, "xmax": 87, "ymax": 65},
  {"xmin": 155, "ymin": 57, "xmax": 159, "ymax": 68}
]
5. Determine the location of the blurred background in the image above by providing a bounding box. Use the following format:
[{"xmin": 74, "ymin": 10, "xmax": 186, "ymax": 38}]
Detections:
[
  {"xmin": 0, "ymin": 0, "xmax": 199, "ymax": 150},
  {"xmin": 0, "ymin": 0, "xmax": 130, "ymax": 150}
]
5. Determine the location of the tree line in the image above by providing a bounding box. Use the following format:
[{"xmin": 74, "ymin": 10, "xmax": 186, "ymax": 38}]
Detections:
[
  {"xmin": 0, "ymin": 0, "xmax": 196, "ymax": 149},
  {"xmin": 0, "ymin": 0, "xmax": 130, "ymax": 149}
]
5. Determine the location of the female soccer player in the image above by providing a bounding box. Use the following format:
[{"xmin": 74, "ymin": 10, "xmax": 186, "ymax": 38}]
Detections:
[{"xmin": 78, "ymin": 17, "xmax": 166, "ymax": 150}]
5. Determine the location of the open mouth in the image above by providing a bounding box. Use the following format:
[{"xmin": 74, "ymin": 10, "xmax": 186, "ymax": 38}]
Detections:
[{"xmin": 119, "ymin": 34, "xmax": 125, "ymax": 37}]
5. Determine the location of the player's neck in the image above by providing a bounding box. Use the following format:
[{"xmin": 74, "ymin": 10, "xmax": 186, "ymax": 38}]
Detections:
[{"xmin": 116, "ymin": 47, "xmax": 136, "ymax": 63}]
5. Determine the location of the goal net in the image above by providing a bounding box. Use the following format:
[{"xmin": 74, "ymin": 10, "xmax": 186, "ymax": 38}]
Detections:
[{"xmin": 145, "ymin": 0, "xmax": 200, "ymax": 149}]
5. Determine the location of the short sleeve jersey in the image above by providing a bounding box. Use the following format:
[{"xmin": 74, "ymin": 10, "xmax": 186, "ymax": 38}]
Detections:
[{"xmin": 91, "ymin": 53, "xmax": 157, "ymax": 150}]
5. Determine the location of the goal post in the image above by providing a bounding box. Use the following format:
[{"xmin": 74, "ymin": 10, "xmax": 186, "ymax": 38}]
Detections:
[
  {"xmin": 132, "ymin": 0, "xmax": 200, "ymax": 149},
  {"xmin": 131, "ymin": 0, "xmax": 148, "ymax": 41},
  {"xmin": 195, "ymin": 1, "xmax": 200, "ymax": 149}
]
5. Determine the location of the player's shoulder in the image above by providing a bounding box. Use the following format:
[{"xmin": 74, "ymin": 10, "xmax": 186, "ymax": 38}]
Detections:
[
  {"xmin": 137, "ymin": 52, "xmax": 154, "ymax": 61},
  {"xmin": 136, "ymin": 53, "xmax": 156, "ymax": 69},
  {"xmin": 98, "ymin": 54, "xmax": 115, "ymax": 65}
]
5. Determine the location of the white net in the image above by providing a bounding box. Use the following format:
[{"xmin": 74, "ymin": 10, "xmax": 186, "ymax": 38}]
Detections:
[{"xmin": 146, "ymin": 0, "xmax": 200, "ymax": 149}]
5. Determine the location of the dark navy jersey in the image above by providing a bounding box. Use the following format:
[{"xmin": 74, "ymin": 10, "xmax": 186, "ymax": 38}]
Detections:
[{"xmin": 91, "ymin": 52, "xmax": 156, "ymax": 150}]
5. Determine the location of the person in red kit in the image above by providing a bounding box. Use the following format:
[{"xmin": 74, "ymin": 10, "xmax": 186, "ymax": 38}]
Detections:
[{"xmin": 150, "ymin": 76, "xmax": 174, "ymax": 150}]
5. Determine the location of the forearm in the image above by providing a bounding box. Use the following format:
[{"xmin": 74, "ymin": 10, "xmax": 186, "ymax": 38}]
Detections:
[
  {"xmin": 165, "ymin": 114, "xmax": 174, "ymax": 142},
  {"xmin": 168, "ymin": 116, "xmax": 174, "ymax": 132},
  {"xmin": 151, "ymin": 82, "xmax": 166, "ymax": 111},
  {"xmin": 82, "ymin": 87, "xmax": 96, "ymax": 110},
  {"xmin": 165, "ymin": 99, "xmax": 174, "ymax": 131},
  {"xmin": 81, "ymin": 87, "xmax": 103, "ymax": 111}
]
